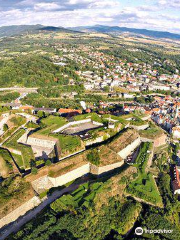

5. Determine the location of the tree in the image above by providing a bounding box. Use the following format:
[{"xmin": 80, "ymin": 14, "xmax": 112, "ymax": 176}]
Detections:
[
  {"xmin": 37, "ymin": 110, "xmax": 45, "ymax": 118},
  {"xmin": 30, "ymin": 159, "xmax": 36, "ymax": 168},
  {"xmin": 104, "ymin": 86, "xmax": 110, "ymax": 92},
  {"xmin": 87, "ymin": 149, "xmax": 100, "ymax": 166},
  {"xmin": 3, "ymin": 123, "xmax": 8, "ymax": 132},
  {"xmin": 31, "ymin": 167, "xmax": 38, "ymax": 175},
  {"xmin": 45, "ymin": 159, "xmax": 52, "ymax": 166}
]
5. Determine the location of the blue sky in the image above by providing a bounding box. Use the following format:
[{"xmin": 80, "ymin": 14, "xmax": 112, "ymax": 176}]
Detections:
[{"xmin": 0, "ymin": 0, "xmax": 180, "ymax": 33}]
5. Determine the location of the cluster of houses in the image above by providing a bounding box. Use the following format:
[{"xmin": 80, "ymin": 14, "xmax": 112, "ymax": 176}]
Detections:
[
  {"xmin": 124, "ymin": 95, "xmax": 180, "ymax": 139},
  {"xmin": 51, "ymin": 46, "xmax": 180, "ymax": 94}
]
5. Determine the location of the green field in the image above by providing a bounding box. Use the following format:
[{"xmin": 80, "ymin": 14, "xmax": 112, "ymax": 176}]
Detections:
[
  {"xmin": 11, "ymin": 153, "xmax": 24, "ymax": 169},
  {"xmin": 3, "ymin": 129, "xmax": 34, "ymax": 169},
  {"xmin": 0, "ymin": 148, "xmax": 13, "ymax": 177},
  {"xmin": 73, "ymin": 113, "xmax": 103, "ymax": 123},
  {"xmin": 54, "ymin": 134, "xmax": 82, "ymax": 157},
  {"xmin": 38, "ymin": 116, "xmax": 67, "ymax": 135},
  {"xmin": 102, "ymin": 114, "xmax": 129, "ymax": 125},
  {"xmin": 133, "ymin": 142, "xmax": 152, "ymax": 171},
  {"xmin": 127, "ymin": 142, "xmax": 162, "ymax": 206},
  {"xmin": 130, "ymin": 116, "xmax": 146, "ymax": 126},
  {"xmin": 51, "ymin": 182, "xmax": 103, "ymax": 213},
  {"xmin": 140, "ymin": 123, "xmax": 163, "ymax": 139}
]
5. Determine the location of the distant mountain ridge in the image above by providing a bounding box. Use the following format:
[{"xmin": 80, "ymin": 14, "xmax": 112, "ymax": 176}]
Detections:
[
  {"xmin": 0, "ymin": 25, "xmax": 78, "ymax": 37},
  {"xmin": 0, "ymin": 24, "xmax": 180, "ymax": 40},
  {"xmin": 69, "ymin": 25, "xmax": 180, "ymax": 40}
]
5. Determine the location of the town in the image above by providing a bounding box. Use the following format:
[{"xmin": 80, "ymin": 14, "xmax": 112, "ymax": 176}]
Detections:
[{"xmin": 0, "ymin": 24, "xmax": 180, "ymax": 240}]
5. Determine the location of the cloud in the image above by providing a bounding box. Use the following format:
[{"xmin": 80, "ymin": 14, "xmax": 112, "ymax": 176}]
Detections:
[
  {"xmin": 34, "ymin": 2, "xmax": 64, "ymax": 11},
  {"xmin": 158, "ymin": 0, "xmax": 180, "ymax": 8},
  {"xmin": 0, "ymin": 0, "xmax": 179, "ymax": 34}
]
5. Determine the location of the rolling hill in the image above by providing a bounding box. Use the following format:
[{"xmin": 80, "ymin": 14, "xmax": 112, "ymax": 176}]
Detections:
[
  {"xmin": 0, "ymin": 25, "xmax": 78, "ymax": 37},
  {"xmin": 69, "ymin": 25, "xmax": 180, "ymax": 40}
]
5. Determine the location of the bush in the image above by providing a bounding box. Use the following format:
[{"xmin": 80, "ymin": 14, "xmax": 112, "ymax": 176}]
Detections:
[
  {"xmin": 31, "ymin": 167, "xmax": 38, "ymax": 175},
  {"xmin": 3, "ymin": 123, "xmax": 9, "ymax": 132},
  {"xmin": 46, "ymin": 160, "xmax": 52, "ymax": 166},
  {"xmin": 87, "ymin": 149, "xmax": 100, "ymax": 166}
]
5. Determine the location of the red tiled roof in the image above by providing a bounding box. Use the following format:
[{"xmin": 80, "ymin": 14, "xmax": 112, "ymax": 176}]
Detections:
[{"xmin": 58, "ymin": 108, "xmax": 82, "ymax": 114}]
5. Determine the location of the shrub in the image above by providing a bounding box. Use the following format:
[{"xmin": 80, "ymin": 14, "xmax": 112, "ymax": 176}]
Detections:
[
  {"xmin": 31, "ymin": 167, "xmax": 38, "ymax": 175},
  {"xmin": 46, "ymin": 160, "xmax": 52, "ymax": 166},
  {"xmin": 3, "ymin": 124, "xmax": 9, "ymax": 132},
  {"xmin": 87, "ymin": 149, "xmax": 100, "ymax": 166}
]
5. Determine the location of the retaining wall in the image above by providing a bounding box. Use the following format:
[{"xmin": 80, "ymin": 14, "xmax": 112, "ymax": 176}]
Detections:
[
  {"xmin": 118, "ymin": 137, "xmax": 141, "ymax": 159},
  {"xmin": 130, "ymin": 124, "xmax": 149, "ymax": 131},
  {"xmin": 0, "ymin": 197, "xmax": 41, "ymax": 229},
  {"xmin": 53, "ymin": 119, "xmax": 103, "ymax": 133},
  {"xmin": 90, "ymin": 161, "xmax": 124, "ymax": 175},
  {"xmin": 53, "ymin": 119, "xmax": 91, "ymax": 133},
  {"xmin": 48, "ymin": 163, "xmax": 90, "ymax": 187}
]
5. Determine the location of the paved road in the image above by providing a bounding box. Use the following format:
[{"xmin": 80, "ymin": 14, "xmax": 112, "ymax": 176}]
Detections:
[
  {"xmin": 0, "ymin": 88, "xmax": 38, "ymax": 93},
  {"xmin": 0, "ymin": 183, "xmax": 81, "ymax": 240}
]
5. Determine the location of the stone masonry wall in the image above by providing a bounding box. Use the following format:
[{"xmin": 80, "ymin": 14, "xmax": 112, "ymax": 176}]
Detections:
[
  {"xmin": 48, "ymin": 163, "xmax": 91, "ymax": 187},
  {"xmin": 90, "ymin": 161, "xmax": 124, "ymax": 175},
  {"xmin": 0, "ymin": 197, "xmax": 41, "ymax": 229},
  {"xmin": 118, "ymin": 137, "xmax": 141, "ymax": 159}
]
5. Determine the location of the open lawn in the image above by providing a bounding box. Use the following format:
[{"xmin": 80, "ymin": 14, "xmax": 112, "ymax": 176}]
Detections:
[
  {"xmin": 130, "ymin": 116, "xmax": 146, "ymax": 126},
  {"xmin": 73, "ymin": 113, "xmax": 103, "ymax": 123},
  {"xmin": 0, "ymin": 148, "xmax": 13, "ymax": 178},
  {"xmin": 11, "ymin": 153, "xmax": 24, "ymax": 169},
  {"xmin": 126, "ymin": 142, "xmax": 162, "ymax": 206},
  {"xmin": 127, "ymin": 172, "xmax": 162, "ymax": 206},
  {"xmin": 102, "ymin": 114, "xmax": 128, "ymax": 123},
  {"xmin": 133, "ymin": 142, "xmax": 152, "ymax": 171},
  {"xmin": 53, "ymin": 134, "xmax": 83, "ymax": 157},
  {"xmin": 3, "ymin": 129, "xmax": 34, "ymax": 169},
  {"xmin": 38, "ymin": 116, "xmax": 67, "ymax": 135},
  {"xmin": 140, "ymin": 124, "xmax": 163, "ymax": 139}
]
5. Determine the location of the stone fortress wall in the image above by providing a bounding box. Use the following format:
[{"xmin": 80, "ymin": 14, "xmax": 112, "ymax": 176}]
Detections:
[
  {"xmin": 118, "ymin": 137, "xmax": 141, "ymax": 159},
  {"xmin": 0, "ymin": 130, "xmax": 166, "ymax": 231},
  {"xmin": 0, "ymin": 197, "xmax": 41, "ymax": 229},
  {"xmin": 27, "ymin": 137, "xmax": 57, "ymax": 149},
  {"xmin": 130, "ymin": 124, "xmax": 149, "ymax": 131},
  {"xmin": 53, "ymin": 119, "xmax": 103, "ymax": 133}
]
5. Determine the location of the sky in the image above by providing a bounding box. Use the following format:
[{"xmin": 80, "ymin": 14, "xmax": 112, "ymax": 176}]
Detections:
[{"xmin": 0, "ymin": 0, "xmax": 180, "ymax": 33}]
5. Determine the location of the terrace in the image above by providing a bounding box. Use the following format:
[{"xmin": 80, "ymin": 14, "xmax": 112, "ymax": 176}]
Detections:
[
  {"xmin": 108, "ymin": 129, "xmax": 139, "ymax": 153},
  {"xmin": 139, "ymin": 124, "xmax": 164, "ymax": 139},
  {"xmin": 126, "ymin": 142, "xmax": 162, "ymax": 206},
  {"xmin": 0, "ymin": 148, "xmax": 13, "ymax": 178},
  {"xmin": 3, "ymin": 129, "xmax": 34, "ymax": 170}
]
